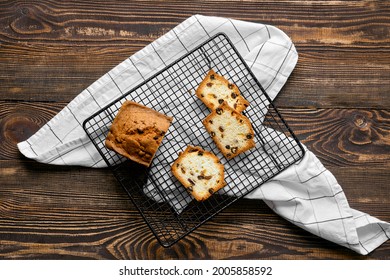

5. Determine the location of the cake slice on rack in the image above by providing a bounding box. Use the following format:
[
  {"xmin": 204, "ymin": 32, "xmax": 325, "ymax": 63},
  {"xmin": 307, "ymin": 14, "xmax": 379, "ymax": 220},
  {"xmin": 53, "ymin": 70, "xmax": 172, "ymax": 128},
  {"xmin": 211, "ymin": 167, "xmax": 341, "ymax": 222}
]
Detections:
[
  {"xmin": 171, "ymin": 145, "xmax": 226, "ymax": 201},
  {"xmin": 195, "ymin": 69, "xmax": 249, "ymax": 113},
  {"xmin": 203, "ymin": 101, "xmax": 256, "ymax": 159}
]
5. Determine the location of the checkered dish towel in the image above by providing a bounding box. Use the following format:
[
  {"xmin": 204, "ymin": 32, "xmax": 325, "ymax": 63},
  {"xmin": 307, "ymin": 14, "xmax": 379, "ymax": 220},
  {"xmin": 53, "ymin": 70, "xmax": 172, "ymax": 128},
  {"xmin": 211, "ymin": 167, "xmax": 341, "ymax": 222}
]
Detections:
[{"xmin": 17, "ymin": 15, "xmax": 389, "ymax": 255}]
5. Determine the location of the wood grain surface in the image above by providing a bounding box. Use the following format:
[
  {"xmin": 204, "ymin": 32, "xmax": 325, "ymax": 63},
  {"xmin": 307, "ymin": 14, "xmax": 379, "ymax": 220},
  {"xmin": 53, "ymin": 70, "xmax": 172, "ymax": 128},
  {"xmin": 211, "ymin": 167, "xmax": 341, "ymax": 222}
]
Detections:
[{"xmin": 0, "ymin": 0, "xmax": 389, "ymax": 259}]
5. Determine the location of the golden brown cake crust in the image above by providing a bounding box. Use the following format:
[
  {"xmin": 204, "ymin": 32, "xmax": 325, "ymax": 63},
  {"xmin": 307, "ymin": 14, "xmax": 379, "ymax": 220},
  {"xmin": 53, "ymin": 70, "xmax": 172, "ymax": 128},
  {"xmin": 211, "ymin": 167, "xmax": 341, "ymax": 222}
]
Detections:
[
  {"xmin": 171, "ymin": 145, "xmax": 226, "ymax": 201},
  {"xmin": 105, "ymin": 100, "xmax": 173, "ymax": 167},
  {"xmin": 195, "ymin": 69, "xmax": 249, "ymax": 113}
]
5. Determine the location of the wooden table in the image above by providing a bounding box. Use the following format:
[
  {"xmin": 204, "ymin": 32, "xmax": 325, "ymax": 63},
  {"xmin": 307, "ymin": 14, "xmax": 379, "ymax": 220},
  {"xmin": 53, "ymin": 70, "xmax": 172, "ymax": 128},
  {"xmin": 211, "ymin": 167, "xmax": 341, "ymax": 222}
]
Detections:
[{"xmin": 0, "ymin": 0, "xmax": 389, "ymax": 259}]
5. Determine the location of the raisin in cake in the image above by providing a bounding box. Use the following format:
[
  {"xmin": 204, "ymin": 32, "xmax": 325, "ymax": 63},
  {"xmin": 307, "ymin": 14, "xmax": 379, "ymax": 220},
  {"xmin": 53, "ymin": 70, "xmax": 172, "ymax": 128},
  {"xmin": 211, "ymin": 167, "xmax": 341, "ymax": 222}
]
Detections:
[
  {"xmin": 171, "ymin": 146, "xmax": 225, "ymax": 201},
  {"xmin": 196, "ymin": 69, "xmax": 249, "ymax": 113},
  {"xmin": 203, "ymin": 102, "xmax": 256, "ymax": 159},
  {"xmin": 105, "ymin": 100, "xmax": 173, "ymax": 167}
]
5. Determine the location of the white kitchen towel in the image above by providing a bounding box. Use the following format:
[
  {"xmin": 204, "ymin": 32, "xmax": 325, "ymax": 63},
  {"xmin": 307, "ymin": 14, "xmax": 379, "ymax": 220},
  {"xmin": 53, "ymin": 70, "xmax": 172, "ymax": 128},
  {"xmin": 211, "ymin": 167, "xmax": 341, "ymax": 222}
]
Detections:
[{"xmin": 17, "ymin": 15, "xmax": 389, "ymax": 255}]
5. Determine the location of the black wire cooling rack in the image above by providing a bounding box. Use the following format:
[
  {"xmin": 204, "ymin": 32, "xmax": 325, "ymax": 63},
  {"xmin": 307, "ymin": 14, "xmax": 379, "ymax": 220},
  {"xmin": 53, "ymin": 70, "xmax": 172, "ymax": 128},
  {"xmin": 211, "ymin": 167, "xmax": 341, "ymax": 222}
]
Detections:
[{"xmin": 83, "ymin": 33, "xmax": 305, "ymax": 247}]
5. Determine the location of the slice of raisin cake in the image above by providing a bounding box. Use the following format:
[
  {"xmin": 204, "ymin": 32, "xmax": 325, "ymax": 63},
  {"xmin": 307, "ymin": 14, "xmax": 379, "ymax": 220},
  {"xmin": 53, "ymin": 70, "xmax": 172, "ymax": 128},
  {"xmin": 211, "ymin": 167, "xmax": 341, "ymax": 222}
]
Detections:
[
  {"xmin": 203, "ymin": 102, "xmax": 256, "ymax": 159},
  {"xmin": 196, "ymin": 69, "xmax": 249, "ymax": 113},
  {"xmin": 171, "ymin": 146, "xmax": 225, "ymax": 201}
]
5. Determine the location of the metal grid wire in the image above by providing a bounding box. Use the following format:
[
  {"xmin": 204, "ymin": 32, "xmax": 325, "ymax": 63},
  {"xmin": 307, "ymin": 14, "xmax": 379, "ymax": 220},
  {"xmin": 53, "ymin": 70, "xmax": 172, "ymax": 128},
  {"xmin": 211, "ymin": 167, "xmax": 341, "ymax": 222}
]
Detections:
[{"xmin": 83, "ymin": 33, "xmax": 305, "ymax": 247}]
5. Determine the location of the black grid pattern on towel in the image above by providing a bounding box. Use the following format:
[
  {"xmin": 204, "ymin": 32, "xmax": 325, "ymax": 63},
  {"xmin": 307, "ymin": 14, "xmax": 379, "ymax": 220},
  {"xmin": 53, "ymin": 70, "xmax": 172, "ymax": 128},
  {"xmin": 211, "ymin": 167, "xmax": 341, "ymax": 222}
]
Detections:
[{"xmin": 83, "ymin": 33, "xmax": 305, "ymax": 247}]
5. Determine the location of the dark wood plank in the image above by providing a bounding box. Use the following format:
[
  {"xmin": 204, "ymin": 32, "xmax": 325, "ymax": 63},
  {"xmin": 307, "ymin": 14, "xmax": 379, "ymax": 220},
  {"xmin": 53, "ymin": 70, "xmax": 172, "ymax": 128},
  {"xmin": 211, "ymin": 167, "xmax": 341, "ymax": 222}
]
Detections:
[
  {"xmin": 0, "ymin": 160, "xmax": 388, "ymax": 259},
  {"xmin": 1, "ymin": 1, "xmax": 388, "ymax": 48},
  {"xmin": 1, "ymin": 44, "xmax": 388, "ymax": 108},
  {"xmin": 1, "ymin": 102, "xmax": 388, "ymax": 169},
  {"xmin": 0, "ymin": 0, "xmax": 389, "ymax": 107},
  {"xmin": 0, "ymin": 102, "xmax": 65, "ymax": 161},
  {"xmin": 275, "ymin": 51, "xmax": 390, "ymax": 109},
  {"xmin": 277, "ymin": 108, "xmax": 390, "ymax": 168}
]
